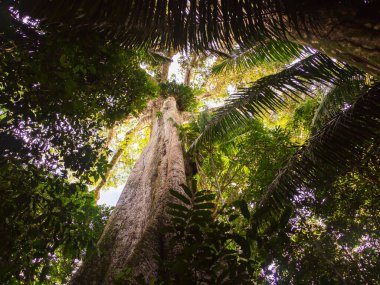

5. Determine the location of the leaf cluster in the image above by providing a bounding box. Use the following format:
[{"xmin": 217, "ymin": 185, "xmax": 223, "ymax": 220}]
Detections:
[
  {"xmin": 160, "ymin": 81, "xmax": 198, "ymax": 112},
  {"xmin": 160, "ymin": 184, "xmax": 255, "ymax": 284},
  {"xmin": 0, "ymin": 8, "xmax": 157, "ymax": 178},
  {"xmin": 0, "ymin": 159, "xmax": 111, "ymax": 284}
]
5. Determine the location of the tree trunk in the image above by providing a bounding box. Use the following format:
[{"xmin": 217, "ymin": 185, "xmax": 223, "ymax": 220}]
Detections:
[
  {"xmin": 71, "ymin": 97, "xmax": 186, "ymax": 284},
  {"xmin": 284, "ymin": 2, "xmax": 380, "ymax": 77},
  {"xmin": 184, "ymin": 55, "xmax": 198, "ymax": 86}
]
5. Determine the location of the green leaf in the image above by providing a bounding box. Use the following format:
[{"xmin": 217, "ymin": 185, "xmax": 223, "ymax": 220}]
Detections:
[
  {"xmin": 194, "ymin": 194, "xmax": 215, "ymax": 203},
  {"xmin": 180, "ymin": 183, "xmax": 194, "ymax": 199},
  {"xmin": 167, "ymin": 209, "xmax": 189, "ymax": 220},
  {"xmin": 169, "ymin": 189, "xmax": 191, "ymax": 205},
  {"xmin": 171, "ymin": 217, "xmax": 187, "ymax": 227},
  {"xmin": 229, "ymin": 214, "xmax": 239, "ymax": 222},
  {"xmin": 167, "ymin": 203, "xmax": 189, "ymax": 213},
  {"xmin": 233, "ymin": 234, "xmax": 251, "ymax": 257},
  {"xmin": 193, "ymin": 202, "xmax": 215, "ymax": 210},
  {"xmin": 190, "ymin": 53, "xmax": 362, "ymax": 151}
]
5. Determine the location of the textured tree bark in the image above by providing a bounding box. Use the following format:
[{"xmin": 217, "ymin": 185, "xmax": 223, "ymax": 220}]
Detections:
[
  {"xmin": 283, "ymin": 2, "xmax": 380, "ymax": 77},
  {"xmin": 71, "ymin": 97, "xmax": 186, "ymax": 284}
]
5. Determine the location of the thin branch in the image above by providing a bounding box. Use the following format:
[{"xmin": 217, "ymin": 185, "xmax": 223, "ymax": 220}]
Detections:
[{"xmin": 94, "ymin": 114, "xmax": 151, "ymax": 200}]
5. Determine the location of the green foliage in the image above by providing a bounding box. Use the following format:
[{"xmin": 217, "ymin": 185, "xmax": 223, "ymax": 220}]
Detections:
[
  {"xmin": 0, "ymin": 8, "xmax": 156, "ymax": 283},
  {"xmin": 290, "ymin": 99, "xmax": 319, "ymax": 133},
  {"xmin": 254, "ymin": 83, "xmax": 380, "ymax": 233},
  {"xmin": 116, "ymin": 184, "xmax": 257, "ymax": 284},
  {"xmin": 185, "ymin": 117, "xmax": 296, "ymax": 203},
  {"xmin": 0, "ymin": 159, "xmax": 111, "ymax": 284},
  {"xmin": 183, "ymin": 80, "xmax": 380, "ymax": 283},
  {"xmin": 156, "ymin": 111, "xmax": 163, "ymax": 118},
  {"xmin": 254, "ymin": 159, "xmax": 380, "ymax": 284},
  {"xmin": 211, "ymin": 40, "xmax": 309, "ymax": 74},
  {"xmin": 0, "ymin": 8, "xmax": 157, "ymax": 179},
  {"xmin": 311, "ymin": 78, "xmax": 368, "ymax": 132},
  {"xmin": 162, "ymin": 184, "xmax": 254, "ymax": 284},
  {"xmin": 1, "ymin": 2, "xmax": 379, "ymax": 284},
  {"xmin": 191, "ymin": 53, "xmax": 362, "ymax": 151},
  {"xmin": 159, "ymin": 81, "xmax": 198, "ymax": 112}
]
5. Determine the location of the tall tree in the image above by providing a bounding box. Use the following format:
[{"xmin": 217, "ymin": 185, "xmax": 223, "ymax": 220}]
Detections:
[{"xmin": 72, "ymin": 98, "xmax": 187, "ymax": 283}]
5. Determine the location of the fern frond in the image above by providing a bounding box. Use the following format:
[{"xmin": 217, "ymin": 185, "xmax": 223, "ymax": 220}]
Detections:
[{"xmin": 190, "ymin": 53, "xmax": 362, "ymax": 151}]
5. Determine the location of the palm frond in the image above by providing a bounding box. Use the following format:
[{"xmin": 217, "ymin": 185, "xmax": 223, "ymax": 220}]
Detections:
[
  {"xmin": 311, "ymin": 78, "xmax": 367, "ymax": 131},
  {"xmin": 146, "ymin": 50, "xmax": 173, "ymax": 63},
  {"xmin": 211, "ymin": 40, "xmax": 310, "ymax": 74},
  {"xmin": 253, "ymin": 83, "xmax": 380, "ymax": 230},
  {"xmin": 19, "ymin": 0, "xmax": 337, "ymax": 51},
  {"xmin": 190, "ymin": 53, "xmax": 362, "ymax": 151}
]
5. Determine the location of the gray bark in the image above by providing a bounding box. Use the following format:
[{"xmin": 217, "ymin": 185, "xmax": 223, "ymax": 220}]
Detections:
[
  {"xmin": 71, "ymin": 97, "xmax": 186, "ymax": 284},
  {"xmin": 184, "ymin": 55, "xmax": 198, "ymax": 86}
]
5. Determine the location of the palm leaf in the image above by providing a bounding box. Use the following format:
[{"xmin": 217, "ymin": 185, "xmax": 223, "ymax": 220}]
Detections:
[
  {"xmin": 190, "ymin": 53, "xmax": 362, "ymax": 151},
  {"xmin": 311, "ymin": 78, "xmax": 368, "ymax": 131},
  {"xmin": 253, "ymin": 83, "xmax": 380, "ymax": 229},
  {"xmin": 146, "ymin": 50, "xmax": 173, "ymax": 63},
  {"xmin": 211, "ymin": 39, "xmax": 310, "ymax": 74},
  {"xmin": 19, "ymin": 1, "xmax": 336, "ymax": 51}
]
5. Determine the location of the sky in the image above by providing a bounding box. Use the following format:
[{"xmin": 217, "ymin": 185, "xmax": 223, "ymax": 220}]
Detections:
[{"xmin": 98, "ymin": 185, "xmax": 124, "ymax": 206}]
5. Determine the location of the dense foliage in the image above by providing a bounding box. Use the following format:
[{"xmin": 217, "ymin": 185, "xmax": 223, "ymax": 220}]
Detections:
[
  {"xmin": 0, "ymin": 8, "xmax": 156, "ymax": 177},
  {"xmin": 184, "ymin": 92, "xmax": 380, "ymax": 283},
  {"xmin": 1, "ymin": 0, "xmax": 379, "ymax": 284},
  {"xmin": 0, "ymin": 159, "xmax": 112, "ymax": 284},
  {"xmin": 152, "ymin": 96, "xmax": 379, "ymax": 284},
  {"xmin": 0, "ymin": 4, "xmax": 156, "ymax": 283}
]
